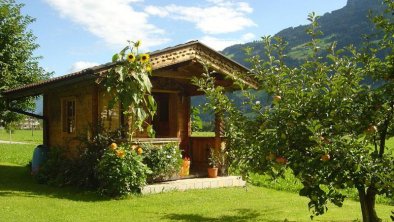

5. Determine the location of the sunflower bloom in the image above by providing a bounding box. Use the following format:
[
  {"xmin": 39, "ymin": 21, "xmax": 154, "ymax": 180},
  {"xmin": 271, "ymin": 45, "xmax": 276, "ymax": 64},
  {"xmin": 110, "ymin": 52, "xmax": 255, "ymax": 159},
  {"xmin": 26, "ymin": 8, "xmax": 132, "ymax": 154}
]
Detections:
[
  {"xmin": 137, "ymin": 147, "xmax": 143, "ymax": 155},
  {"xmin": 116, "ymin": 150, "xmax": 126, "ymax": 158},
  {"xmin": 146, "ymin": 64, "xmax": 152, "ymax": 73},
  {"xmin": 109, "ymin": 143, "xmax": 117, "ymax": 151},
  {"xmin": 127, "ymin": 53, "xmax": 136, "ymax": 62},
  {"xmin": 139, "ymin": 54, "xmax": 150, "ymax": 63}
]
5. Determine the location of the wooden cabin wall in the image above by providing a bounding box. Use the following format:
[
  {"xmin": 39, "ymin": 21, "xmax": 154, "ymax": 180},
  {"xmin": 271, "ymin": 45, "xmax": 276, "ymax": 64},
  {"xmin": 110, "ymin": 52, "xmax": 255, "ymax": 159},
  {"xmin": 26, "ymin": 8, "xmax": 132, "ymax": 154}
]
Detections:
[
  {"xmin": 97, "ymin": 89, "xmax": 120, "ymax": 131},
  {"xmin": 45, "ymin": 82, "xmax": 94, "ymax": 155}
]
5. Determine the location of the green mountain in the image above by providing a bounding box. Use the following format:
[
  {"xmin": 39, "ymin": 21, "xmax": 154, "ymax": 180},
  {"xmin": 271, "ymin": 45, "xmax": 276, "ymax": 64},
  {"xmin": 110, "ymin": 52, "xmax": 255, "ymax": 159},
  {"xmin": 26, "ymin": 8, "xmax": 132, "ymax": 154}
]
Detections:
[
  {"xmin": 191, "ymin": 0, "xmax": 387, "ymax": 128},
  {"xmin": 222, "ymin": 0, "xmax": 386, "ymax": 67}
]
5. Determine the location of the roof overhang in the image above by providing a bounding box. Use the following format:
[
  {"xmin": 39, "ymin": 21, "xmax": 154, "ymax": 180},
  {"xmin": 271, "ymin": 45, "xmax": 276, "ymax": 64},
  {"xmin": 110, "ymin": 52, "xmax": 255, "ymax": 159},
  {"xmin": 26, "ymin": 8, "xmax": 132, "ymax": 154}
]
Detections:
[{"xmin": 2, "ymin": 41, "xmax": 256, "ymax": 100}]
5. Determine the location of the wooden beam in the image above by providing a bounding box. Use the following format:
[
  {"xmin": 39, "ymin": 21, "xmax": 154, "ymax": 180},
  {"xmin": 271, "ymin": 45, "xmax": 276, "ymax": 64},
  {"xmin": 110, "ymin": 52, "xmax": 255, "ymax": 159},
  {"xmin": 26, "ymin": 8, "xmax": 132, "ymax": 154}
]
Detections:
[
  {"xmin": 8, "ymin": 107, "xmax": 44, "ymax": 119},
  {"xmin": 152, "ymin": 89, "xmax": 181, "ymax": 94},
  {"xmin": 153, "ymin": 70, "xmax": 194, "ymax": 80}
]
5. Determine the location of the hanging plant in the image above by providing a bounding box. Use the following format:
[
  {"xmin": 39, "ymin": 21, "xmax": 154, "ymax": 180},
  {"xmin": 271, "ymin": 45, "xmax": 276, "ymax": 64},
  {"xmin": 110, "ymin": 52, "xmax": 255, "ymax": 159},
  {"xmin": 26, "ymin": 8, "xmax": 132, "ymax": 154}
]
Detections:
[{"xmin": 97, "ymin": 40, "xmax": 156, "ymax": 141}]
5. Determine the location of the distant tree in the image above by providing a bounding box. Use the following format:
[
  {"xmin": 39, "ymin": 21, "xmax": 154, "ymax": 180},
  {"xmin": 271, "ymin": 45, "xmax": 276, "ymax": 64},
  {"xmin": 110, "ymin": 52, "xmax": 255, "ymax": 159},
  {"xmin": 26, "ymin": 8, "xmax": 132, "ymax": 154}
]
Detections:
[
  {"xmin": 194, "ymin": 2, "xmax": 393, "ymax": 221},
  {"xmin": 191, "ymin": 106, "xmax": 203, "ymax": 132},
  {"xmin": 0, "ymin": 0, "xmax": 51, "ymax": 124}
]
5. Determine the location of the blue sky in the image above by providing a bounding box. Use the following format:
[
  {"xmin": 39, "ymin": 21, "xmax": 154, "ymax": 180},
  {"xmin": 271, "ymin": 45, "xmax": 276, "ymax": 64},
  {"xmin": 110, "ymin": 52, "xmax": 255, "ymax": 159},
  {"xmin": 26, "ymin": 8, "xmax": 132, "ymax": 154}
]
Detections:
[{"xmin": 19, "ymin": 0, "xmax": 347, "ymax": 77}]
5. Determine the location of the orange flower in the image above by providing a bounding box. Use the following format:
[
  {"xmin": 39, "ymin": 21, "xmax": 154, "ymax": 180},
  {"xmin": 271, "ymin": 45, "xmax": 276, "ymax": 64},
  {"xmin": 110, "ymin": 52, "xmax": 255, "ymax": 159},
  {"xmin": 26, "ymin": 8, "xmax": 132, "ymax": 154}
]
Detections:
[
  {"xmin": 116, "ymin": 150, "xmax": 125, "ymax": 158},
  {"xmin": 137, "ymin": 147, "xmax": 143, "ymax": 155},
  {"xmin": 109, "ymin": 142, "xmax": 117, "ymax": 151}
]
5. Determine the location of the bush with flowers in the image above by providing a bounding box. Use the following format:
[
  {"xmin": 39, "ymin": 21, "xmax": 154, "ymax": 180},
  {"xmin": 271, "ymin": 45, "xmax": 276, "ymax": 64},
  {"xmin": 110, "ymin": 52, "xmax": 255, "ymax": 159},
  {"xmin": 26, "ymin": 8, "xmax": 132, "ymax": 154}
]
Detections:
[
  {"xmin": 96, "ymin": 142, "xmax": 151, "ymax": 197},
  {"xmin": 141, "ymin": 143, "xmax": 183, "ymax": 182}
]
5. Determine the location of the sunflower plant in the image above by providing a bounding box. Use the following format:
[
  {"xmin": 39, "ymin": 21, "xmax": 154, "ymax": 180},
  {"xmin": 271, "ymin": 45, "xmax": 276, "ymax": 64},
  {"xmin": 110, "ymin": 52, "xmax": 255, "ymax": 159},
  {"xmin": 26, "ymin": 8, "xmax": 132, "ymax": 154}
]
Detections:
[{"xmin": 98, "ymin": 40, "xmax": 156, "ymax": 141}]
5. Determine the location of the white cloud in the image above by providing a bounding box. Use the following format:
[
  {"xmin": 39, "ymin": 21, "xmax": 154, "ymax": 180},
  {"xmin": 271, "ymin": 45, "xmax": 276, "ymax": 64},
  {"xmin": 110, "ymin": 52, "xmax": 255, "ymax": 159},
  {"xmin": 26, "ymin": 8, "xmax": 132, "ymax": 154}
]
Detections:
[
  {"xmin": 144, "ymin": 5, "xmax": 169, "ymax": 17},
  {"xmin": 201, "ymin": 32, "xmax": 257, "ymax": 51},
  {"xmin": 145, "ymin": 0, "xmax": 256, "ymax": 35},
  {"xmin": 69, "ymin": 61, "xmax": 100, "ymax": 72},
  {"xmin": 44, "ymin": 0, "xmax": 170, "ymax": 49},
  {"xmin": 241, "ymin": 32, "xmax": 256, "ymax": 42}
]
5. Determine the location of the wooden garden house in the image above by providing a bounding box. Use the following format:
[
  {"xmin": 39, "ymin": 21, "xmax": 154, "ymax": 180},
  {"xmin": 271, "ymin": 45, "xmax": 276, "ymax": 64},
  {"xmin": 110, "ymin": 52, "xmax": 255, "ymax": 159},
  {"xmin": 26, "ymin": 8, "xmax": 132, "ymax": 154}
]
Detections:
[{"xmin": 2, "ymin": 41, "xmax": 255, "ymax": 173}]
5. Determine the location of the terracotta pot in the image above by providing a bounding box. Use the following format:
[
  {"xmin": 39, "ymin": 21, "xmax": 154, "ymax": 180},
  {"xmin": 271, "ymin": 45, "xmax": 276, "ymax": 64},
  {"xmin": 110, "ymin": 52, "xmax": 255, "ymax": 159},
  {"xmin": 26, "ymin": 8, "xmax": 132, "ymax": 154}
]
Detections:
[
  {"xmin": 207, "ymin": 167, "xmax": 218, "ymax": 178},
  {"xmin": 180, "ymin": 160, "xmax": 191, "ymax": 177}
]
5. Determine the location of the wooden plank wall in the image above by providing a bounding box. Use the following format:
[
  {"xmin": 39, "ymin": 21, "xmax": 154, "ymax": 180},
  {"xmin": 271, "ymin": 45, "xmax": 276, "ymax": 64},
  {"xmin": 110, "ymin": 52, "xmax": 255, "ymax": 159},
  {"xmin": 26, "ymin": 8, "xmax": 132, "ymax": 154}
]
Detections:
[
  {"xmin": 45, "ymin": 82, "xmax": 94, "ymax": 155},
  {"xmin": 190, "ymin": 137, "xmax": 215, "ymax": 172}
]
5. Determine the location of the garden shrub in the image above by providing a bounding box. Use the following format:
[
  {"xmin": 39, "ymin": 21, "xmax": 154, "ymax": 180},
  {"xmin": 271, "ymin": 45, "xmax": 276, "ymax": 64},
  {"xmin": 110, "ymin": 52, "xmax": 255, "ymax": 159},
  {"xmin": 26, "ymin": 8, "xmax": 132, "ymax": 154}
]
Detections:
[
  {"xmin": 142, "ymin": 143, "xmax": 183, "ymax": 182},
  {"xmin": 35, "ymin": 146, "xmax": 75, "ymax": 186},
  {"xmin": 36, "ymin": 126, "xmax": 184, "ymax": 197},
  {"xmin": 36, "ymin": 126, "xmax": 125, "ymax": 189},
  {"xmin": 74, "ymin": 126, "xmax": 125, "ymax": 189},
  {"xmin": 96, "ymin": 143, "xmax": 151, "ymax": 197}
]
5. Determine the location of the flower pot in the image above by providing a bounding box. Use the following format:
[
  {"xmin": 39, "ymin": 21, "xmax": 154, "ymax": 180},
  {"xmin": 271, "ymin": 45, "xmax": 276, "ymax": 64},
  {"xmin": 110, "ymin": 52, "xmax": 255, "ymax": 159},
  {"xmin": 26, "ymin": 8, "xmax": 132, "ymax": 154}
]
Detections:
[
  {"xmin": 180, "ymin": 160, "xmax": 191, "ymax": 177},
  {"xmin": 207, "ymin": 167, "xmax": 218, "ymax": 178}
]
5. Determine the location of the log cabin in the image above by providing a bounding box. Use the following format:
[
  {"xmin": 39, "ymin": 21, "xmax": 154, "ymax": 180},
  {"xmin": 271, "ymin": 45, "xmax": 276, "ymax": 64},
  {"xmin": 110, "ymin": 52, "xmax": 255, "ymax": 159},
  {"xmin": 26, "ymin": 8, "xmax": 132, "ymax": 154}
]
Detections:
[{"xmin": 2, "ymin": 41, "xmax": 255, "ymax": 173}]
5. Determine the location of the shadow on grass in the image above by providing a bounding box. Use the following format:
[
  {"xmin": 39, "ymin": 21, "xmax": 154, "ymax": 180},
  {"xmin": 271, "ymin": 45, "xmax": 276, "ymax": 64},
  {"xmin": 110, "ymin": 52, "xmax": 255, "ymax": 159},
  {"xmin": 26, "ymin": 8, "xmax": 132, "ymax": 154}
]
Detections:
[
  {"xmin": 162, "ymin": 209, "xmax": 286, "ymax": 222},
  {"xmin": 0, "ymin": 164, "xmax": 107, "ymax": 202}
]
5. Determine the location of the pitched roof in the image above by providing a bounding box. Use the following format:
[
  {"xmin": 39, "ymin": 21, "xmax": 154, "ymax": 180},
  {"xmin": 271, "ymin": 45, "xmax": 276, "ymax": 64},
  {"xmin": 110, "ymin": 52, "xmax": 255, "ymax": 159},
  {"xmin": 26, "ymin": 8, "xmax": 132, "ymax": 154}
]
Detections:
[{"xmin": 2, "ymin": 40, "xmax": 254, "ymax": 100}]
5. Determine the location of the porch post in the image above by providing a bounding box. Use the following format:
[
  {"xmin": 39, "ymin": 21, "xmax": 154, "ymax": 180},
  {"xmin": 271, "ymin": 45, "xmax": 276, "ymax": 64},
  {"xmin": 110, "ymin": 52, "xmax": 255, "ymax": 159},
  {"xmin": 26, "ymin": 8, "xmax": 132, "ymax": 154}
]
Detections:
[
  {"xmin": 43, "ymin": 94, "xmax": 49, "ymax": 147},
  {"xmin": 180, "ymin": 95, "xmax": 191, "ymax": 154},
  {"xmin": 214, "ymin": 112, "xmax": 223, "ymax": 150}
]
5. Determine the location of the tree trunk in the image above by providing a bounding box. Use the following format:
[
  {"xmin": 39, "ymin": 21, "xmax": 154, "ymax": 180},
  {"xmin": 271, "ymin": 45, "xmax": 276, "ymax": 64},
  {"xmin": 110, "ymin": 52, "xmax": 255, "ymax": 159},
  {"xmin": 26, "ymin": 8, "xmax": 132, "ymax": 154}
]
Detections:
[{"xmin": 358, "ymin": 187, "xmax": 381, "ymax": 222}]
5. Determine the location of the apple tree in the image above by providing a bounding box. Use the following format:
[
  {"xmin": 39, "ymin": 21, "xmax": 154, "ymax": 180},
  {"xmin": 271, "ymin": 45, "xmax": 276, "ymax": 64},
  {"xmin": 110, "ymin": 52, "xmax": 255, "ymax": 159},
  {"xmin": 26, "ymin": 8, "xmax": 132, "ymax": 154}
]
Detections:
[
  {"xmin": 193, "ymin": 4, "xmax": 393, "ymax": 222},
  {"xmin": 0, "ymin": 0, "xmax": 51, "ymax": 124}
]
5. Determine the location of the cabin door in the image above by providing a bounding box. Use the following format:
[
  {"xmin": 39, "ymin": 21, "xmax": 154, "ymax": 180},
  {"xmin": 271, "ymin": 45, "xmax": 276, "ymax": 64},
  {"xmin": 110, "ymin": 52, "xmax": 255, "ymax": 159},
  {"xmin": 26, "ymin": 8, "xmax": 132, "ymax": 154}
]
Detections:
[{"xmin": 152, "ymin": 93, "xmax": 170, "ymax": 137}]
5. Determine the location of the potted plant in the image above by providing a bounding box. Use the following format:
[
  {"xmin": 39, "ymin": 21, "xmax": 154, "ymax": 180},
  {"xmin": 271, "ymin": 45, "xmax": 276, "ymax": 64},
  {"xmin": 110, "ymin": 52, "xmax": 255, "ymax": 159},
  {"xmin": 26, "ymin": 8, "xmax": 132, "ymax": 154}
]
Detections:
[{"xmin": 207, "ymin": 148, "xmax": 219, "ymax": 178}]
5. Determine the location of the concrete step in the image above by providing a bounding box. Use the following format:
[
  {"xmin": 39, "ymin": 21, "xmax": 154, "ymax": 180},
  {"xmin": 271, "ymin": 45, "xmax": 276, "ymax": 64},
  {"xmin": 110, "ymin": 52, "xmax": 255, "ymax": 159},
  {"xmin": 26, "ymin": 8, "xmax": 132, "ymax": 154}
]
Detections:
[{"xmin": 141, "ymin": 176, "xmax": 246, "ymax": 194}]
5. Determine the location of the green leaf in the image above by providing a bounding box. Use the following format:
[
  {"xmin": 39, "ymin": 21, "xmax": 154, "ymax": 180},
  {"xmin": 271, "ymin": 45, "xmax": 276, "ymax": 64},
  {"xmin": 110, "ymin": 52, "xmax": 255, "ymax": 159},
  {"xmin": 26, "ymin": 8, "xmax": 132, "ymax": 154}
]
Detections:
[{"xmin": 112, "ymin": 53, "xmax": 119, "ymax": 62}]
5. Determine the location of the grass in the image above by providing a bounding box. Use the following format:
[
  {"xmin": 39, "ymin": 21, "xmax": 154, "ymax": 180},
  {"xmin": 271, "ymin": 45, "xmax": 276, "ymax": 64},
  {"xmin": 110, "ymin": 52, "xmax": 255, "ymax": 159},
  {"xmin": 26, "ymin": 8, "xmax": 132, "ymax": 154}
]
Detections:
[
  {"xmin": 0, "ymin": 129, "xmax": 43, "ymax": 144},
  {"xmin": 190, "ymin": 131, "xmax": 215, "ymax": 137},
  {"xmin": 0, "ymin": 143, "xmax": 35, "ymax": 166},
  {"xmin": 1, "ymin": 144, "xmax": 393, "ymax": 221}
]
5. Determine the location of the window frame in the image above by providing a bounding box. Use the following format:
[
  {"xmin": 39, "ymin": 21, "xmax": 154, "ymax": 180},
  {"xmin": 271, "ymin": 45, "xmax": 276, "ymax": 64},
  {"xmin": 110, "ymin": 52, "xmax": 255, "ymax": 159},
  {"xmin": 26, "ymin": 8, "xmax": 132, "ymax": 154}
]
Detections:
[{"xmin": 61, "ymin": 96, "xmax": 77, "ymax": 134}]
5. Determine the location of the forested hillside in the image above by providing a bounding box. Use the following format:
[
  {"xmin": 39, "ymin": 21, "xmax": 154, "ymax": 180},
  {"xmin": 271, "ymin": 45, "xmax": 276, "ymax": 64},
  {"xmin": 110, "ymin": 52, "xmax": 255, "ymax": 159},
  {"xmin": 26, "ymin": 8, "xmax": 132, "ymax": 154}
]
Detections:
[
  {"xmin": 222, "ymin": 0, "xmax": 385, "ymax": 67},
  {"xmin": 193, "ymin": 0, "xmax": 387, "ymax": 128}
]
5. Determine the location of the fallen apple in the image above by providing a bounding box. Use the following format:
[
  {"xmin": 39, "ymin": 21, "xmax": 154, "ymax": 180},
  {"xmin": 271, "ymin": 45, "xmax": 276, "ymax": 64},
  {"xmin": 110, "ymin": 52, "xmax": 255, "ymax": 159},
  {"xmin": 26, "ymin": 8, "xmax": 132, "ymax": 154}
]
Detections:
[
  {"xmin": 273, "ymin": 95, "xmax": 282, "ymax": 103},
  {"xmin": 320, "ymin": 153, "xmax": 330, "ymax": 162},
  {"xmin": 366, "ymin": 125, "xmax": 378, "ymax": 134},
  {"xmin": 275, "ymin": 156, "xmax": 287, "ymax": 165}
]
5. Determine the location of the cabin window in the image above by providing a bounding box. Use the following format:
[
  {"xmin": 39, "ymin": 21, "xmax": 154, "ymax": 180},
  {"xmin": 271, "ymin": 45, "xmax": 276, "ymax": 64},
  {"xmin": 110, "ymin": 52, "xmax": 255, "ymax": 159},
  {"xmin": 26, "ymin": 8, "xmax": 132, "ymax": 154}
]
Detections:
[{"xmin": 62, "ymin": 98, "xmax": 76, "ymax": 133}]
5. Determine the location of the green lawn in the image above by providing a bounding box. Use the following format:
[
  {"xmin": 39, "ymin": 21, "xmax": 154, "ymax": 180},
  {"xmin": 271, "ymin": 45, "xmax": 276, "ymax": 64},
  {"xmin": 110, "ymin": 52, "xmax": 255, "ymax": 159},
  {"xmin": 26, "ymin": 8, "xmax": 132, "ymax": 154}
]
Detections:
[
  {"xmin": 0, "ymin": 143, "xmax": 35, "ymax": 166},
  {"xmin": 191, "ymin": 131, "xmax": 215, "ymax": 137},
  {"xmin": 1, "ymin": 143, "xmax": 393, "ymax": 221},
  {"xmin": 0, "ymin": 129, "xmax": 43, "ymax": 144}
]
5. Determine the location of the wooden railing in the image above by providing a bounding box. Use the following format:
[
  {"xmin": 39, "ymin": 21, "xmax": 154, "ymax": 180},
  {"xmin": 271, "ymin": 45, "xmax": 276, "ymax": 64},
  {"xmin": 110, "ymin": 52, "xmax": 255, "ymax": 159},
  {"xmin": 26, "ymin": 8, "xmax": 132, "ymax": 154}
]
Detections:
[{"xmin": 133, "ymin": 137, "xmax": 180, "ymax": 145}]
